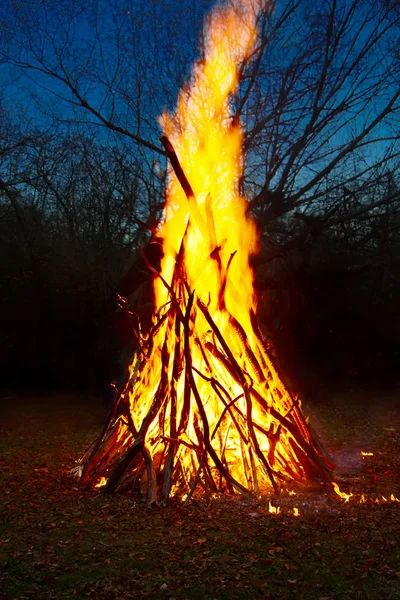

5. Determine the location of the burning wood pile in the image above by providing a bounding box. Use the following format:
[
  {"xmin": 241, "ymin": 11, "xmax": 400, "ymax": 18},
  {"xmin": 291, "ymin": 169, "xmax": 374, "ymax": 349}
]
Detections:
[{"xmin": 78, "ymin": 0, "xmax": 334, "ymax": 503}]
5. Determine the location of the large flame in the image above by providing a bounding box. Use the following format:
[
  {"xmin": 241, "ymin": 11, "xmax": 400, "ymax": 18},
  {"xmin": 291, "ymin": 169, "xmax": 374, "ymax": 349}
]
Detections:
[
  {"xmin": 134, "ymin": 0, "xmax": 261, "ymax": 425},
  {"xmin": 79, "ymin": 0, "xmax": 333, "ymax": 501},
  {"xmin": 157, "ymin": 0, "xmax": 259, "ymax": 318},
  {"xmin": 126, "ymin": 0, "xmax": 319, "ymax": 493}
]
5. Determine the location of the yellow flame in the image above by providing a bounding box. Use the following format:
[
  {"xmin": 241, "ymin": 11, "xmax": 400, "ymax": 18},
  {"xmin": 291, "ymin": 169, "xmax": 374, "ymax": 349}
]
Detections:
[
  {"xmin": 293, "ymin": 507, "xmax": 300, "ymax": 517},
  {"xmin": 268, "ymin": 500, "xmax": 281, "ymax": 514},
  {"xmin": 361, "ymin": 451, "xmax": 373, "ymax": 457},
  {"xmin": 358, "ymin": 493, "xmax": 400, "ymax": 504},
  {"xmin": 157, "ymin": 1, "xmax": 261, "ymax": 318},
  {"xmin": 121, "ymin": 0, "xmax": 282, "ymax": 493},
  {"xmin": 75, "ymin": 0, "xmax": 332, "ymax": 498},
  {"xmin": 332, "ymin": 482, "xmax": 353, "ymax": 502},
  {"xmin": 333, "ymin": 488, "xmax": 400, "ymax": 505},
  {"xmin": 94, "ymin": 477, "xmax": 108, "ymax": 489}
]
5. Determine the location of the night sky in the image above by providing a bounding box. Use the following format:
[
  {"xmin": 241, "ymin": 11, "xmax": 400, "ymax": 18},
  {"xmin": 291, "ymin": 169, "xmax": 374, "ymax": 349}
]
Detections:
[{"xmin": 0, "ymin": 0, "xmax": 216, "ymax": 146}]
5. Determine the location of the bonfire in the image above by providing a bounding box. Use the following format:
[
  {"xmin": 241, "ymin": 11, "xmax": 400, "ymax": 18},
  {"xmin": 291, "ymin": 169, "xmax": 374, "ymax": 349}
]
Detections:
[{"xmin": 78, "ymin": 0, "xmax": 335, "ymax": 503}]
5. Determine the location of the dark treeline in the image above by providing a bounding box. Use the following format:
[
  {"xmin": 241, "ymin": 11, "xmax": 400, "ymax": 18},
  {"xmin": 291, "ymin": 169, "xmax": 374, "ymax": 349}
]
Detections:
[
  {"xmin": 1, "ymin": 130, "xmax": 399, "ymax": 396},
  {"xmin": 1, "ymin": 0, "xmax": 400, "ymax": 398},
  {"xmin": 0, "ymin": 130, "xmax": 162, "ymax": 393},
  {"xmin": 255, "ymin": 177, "xmax": 400, "ymax": 396}
]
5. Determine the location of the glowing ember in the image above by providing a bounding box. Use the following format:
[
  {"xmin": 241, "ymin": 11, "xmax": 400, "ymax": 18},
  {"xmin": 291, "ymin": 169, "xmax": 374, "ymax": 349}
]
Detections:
[
  {"xmin": 78, "ymin": 0, "xmax": 334, "ymax": 503},
  {"xmin": 292, "ymin": 507, "xmax": 300, "ymax": 517},
  {"xmin": 361, "ymin": 451, "xmax": 374, "ymax": 457}
]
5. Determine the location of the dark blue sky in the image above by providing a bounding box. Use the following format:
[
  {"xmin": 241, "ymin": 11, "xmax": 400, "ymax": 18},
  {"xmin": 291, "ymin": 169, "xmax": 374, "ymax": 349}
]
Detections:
[
  {"xmin": 1, "ymin": 0, "xmax": 399, "ymax": 203},
  {"xmin": 0, "ymin": 0, "xmax": 215, "ymax": 145}
]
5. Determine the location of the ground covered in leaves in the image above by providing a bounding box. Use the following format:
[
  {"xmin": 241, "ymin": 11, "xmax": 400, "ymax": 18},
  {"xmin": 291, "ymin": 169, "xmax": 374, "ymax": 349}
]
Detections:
[{"xmin": 0, "ymin": 388, "xmax": 399, "ymax": 599}]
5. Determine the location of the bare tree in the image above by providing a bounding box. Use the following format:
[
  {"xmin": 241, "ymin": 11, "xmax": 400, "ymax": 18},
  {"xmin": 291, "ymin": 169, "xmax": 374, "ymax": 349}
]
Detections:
[
  {"xmin": 235, "ymin": 0, "xmax": 400, "ymax": 222},
  {"xmin": 1, "ymin": 0, "xmax": 400, "ymax": 231},
  {"xmin": 0, "ymin": 0, "xmax": 209, "ymax": 154},
  {"xmin": 2, "ymin": 0, "xmax": 400, "ymax": 390}
]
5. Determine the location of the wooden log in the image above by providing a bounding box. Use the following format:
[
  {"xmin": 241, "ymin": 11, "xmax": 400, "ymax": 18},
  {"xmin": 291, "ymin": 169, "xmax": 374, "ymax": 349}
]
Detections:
[
  {"xmin": 183, "ymin": 291, "xmax": 249, "ymax": 496},
  {"xmin": 104, "ymin": 337, "xmax": 171, "ymax": 492},
  {"xmin": 160, "ymin": 136, "xmax": 195, "ymax": 200},
  {"xmin": 161, "ymin": 315, "xmax": 181, "ymax": 503},
  {"xmin": 142, "ymin": 445, "xmax": 157, "ymax": 505},
  {"xmin": 243, "ymin": 383, "xmax": 279, "ymax": 492}
]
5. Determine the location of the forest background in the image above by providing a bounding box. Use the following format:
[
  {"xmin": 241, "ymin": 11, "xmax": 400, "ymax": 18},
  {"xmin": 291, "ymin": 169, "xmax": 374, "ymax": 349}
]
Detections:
[{"xmin": 1, "ymin": 0, "xmax": 400, "ymax": 399}]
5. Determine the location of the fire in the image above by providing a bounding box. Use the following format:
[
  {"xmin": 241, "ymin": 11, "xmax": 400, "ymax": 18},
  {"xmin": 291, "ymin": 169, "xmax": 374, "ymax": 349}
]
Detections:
[
  {"xmin": 158, "ymin": 0, "xmax": 258, "ymax": 324},
  {"xmin": 78, "ymin": 0, "xmax": 334, "ymax": 503},
  {"xmin": 361, "ymin": 451, "xmax": 373, "ymax": 457},
  {"xmin": 94, "ymin": 477, "xmax": 108, "ymax": 489},
  {"xmin": 268, "ymin": 501, "xmax": 281, "ymax": 515},
  {"xmin": 375, "ymin": 494, "xmax": 400, "ymax": 504},
  {"xmin": 358, "ymin": 493, "xmax": 399, "ymax": 504},
  {"xmin": 332, "ymin": 482, "xmax": 353, "ymax": 502}
]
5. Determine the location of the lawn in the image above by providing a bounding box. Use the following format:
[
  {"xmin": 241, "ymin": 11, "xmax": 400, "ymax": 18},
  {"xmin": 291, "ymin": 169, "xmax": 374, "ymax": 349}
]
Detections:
[{"xmin": 0, "ymin": 389, "xmax": 399, "ymax": 599}]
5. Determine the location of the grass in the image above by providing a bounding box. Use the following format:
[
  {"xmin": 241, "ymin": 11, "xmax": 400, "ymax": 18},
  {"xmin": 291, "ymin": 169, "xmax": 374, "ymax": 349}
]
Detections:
[{"xmin": 0, "ymin": 389, "xmax": 399, "ymax": 599}]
